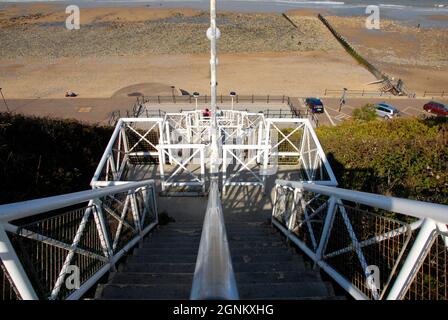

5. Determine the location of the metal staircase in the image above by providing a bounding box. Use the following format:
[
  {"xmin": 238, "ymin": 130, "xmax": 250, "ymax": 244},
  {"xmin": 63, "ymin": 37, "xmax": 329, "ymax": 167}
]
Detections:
[
  {"xmin": 97, "ymin": 190, "xmax": 340, "ymax": 300},
  {"xmin": 0, "ymin": 0, "xmax": 446, "ymax": 301}
]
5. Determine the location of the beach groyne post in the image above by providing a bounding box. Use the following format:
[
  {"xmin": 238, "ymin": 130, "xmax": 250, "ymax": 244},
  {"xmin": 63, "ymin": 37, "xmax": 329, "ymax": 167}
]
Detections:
[
  {"xmin": 318, "ymin": 14, "xmax": 387, "ymax": 81},
  {"xmin": 317, "ymin": 14, "xmax": 414, "ymax": 97}
]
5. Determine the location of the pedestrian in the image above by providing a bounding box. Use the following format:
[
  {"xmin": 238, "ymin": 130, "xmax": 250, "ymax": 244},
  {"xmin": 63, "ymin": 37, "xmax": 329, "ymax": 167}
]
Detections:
[{"xmin": 203, "ymin": 108, "xmax": 211, "ymax": 117}]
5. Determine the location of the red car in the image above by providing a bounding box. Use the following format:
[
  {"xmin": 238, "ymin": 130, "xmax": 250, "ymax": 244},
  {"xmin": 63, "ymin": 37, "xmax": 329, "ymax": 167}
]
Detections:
[{"xmin": 423, "ymin": 101, "xmax": 448, "ymax": 116}]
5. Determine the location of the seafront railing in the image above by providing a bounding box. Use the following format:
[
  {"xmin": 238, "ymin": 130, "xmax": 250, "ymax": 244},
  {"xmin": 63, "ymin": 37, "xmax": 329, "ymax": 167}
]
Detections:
[
  {"xmin": 272, "ymin": 180, "xmax": 448, "ymax": 300},
  {"xmin": 0, "ymin": 180, "xmax": 158, "ymax": 300},
  {"xmin": 136, "ymin": 94, "xmax": 288, "ymax": 105}
]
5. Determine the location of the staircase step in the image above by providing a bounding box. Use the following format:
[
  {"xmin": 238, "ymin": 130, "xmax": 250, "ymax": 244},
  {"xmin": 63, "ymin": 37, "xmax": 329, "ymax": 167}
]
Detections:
[
  {"xmin": 131, "ymin": 253, "xmax": 299, "ymax": 264},
  {"xmin": 228, "ymin": 241, "xmax": 289, "ymax": 248},
  {"xmin": 110, "ymin": 272, "xmax": 193, "ymax": 285},
  {"xmin": 236, "ymin": 271, "xmax": 321, "ymax": 284},
  {"xmin": 142, "ymin": 238, "xmax": 200, "ymax": 249},
  {"xmin": 233, "ymin": 261, "xmax": 305, "ymax": 273},
  {"xmin": 125, "ymin": 262, "xmax": 196, "ymax": 273},
  {"xmin": 150, "ymin": 229, "xmax": 277, "ymax": 237},
  {"xmin": 237, "ymin": 282, "xmax": 332, "ymax": 299},
  {"xmin": 144, "ymin": 236, "xmax": 201, "ymax": 243},
  {"xmin": 232, "ymin": 254, "xmax": 301, "ymax": 264},
  {"xmin": 130, "ymin": 254, "xmax": 197, "ymax": 263},
  {"xmin": 100, "ymin": 284, "xmax": 190, "ymax": 300},
  {"xmin": 227, "ymin": 235, "xmax": 283, "ymax": 242},
  {"xmin": 143, "ymin": 240, "xmax": 287, "ymax": 249},
  {"xmin": 137, "ymin": 246, "xmax": 291, "ymax": 256}
]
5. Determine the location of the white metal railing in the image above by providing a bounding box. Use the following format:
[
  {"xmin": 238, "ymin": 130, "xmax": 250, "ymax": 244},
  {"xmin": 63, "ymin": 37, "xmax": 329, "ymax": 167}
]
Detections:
[
  {"xmin": 190, "ymin": 182, "xmax": 239, "ymax": 299},
  {"xmin": 0, "ymin": 180, "xmax": 158, "ymax": 300},
  {"xmin": 91, "ymin": 118, "xmax": 163, "ymax": 186},
  {"xmin": 272, "ymin": 180, "xmax": 448, "ymax": 300}
]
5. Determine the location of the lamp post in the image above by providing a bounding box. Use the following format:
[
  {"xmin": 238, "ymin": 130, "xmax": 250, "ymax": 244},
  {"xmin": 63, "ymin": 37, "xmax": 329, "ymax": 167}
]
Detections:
[
  {"xmin": 193, "ymin": 92, "xmax": 200, "ymax": 110},
  {"xmin": 339, "ymin": 88, "xmax": 347, "ymax": 112},
  {"xmin": 230, "ymin": 91, "xmax": 236, "ymax": 110}
]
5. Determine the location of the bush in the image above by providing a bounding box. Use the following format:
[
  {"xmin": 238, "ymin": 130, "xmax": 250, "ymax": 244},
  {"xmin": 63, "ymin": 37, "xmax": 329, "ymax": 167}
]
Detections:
[
  {"xmin": 317, "ymin": 117, "xmax": 448, "ymax": 205},
  {"xmin": 352, "ymin": 103, "xmax": 377, "ymax": 121},
  {"xmin": 0, "ymin": 113, "xmax": 113, "ymax": 204}
]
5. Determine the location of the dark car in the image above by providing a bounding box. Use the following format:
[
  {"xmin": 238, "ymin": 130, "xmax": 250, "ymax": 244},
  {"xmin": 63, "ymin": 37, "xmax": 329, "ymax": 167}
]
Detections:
[
  {"xmin": 305, "ymin": 98, "xmax": 324, "ymax": 113},
  {"xmin": 423, "ymin": 101, "xmax": 448, "ymax": 116}
]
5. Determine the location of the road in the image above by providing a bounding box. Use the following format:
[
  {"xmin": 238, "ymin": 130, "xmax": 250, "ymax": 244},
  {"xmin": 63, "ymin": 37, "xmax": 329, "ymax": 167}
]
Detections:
[
  {"xmin": 1, "ymin": 96, "xmax": 446, "ymax": 126},
  {"xmin": 292, "ymin": 97, "xmax": 448, "ymax": 127}
]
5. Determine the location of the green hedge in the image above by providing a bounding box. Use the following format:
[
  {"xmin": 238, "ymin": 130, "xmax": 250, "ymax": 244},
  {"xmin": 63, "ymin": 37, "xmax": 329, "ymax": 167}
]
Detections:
[
  {"xmin": 317, "ymin": 117, "xmax": 448, "ymax": 205},
  {"xmin": 0, "ymin": 113, "xmax": 113, "ymax": 204}
]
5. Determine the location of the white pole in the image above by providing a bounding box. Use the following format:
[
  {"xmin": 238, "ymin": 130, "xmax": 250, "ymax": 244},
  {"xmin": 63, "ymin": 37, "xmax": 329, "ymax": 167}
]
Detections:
[
  {"xmin": 210, "ymin": 0, "xmax": 217, "ymax": 123},
  {"xmin": 208, "ymin": 0, "xmax": 220, "ymax": 174}
]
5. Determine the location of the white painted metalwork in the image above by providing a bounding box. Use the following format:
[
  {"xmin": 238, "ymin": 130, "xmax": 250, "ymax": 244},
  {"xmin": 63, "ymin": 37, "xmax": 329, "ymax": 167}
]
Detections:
[
  {"xmin": 272, "ymin": 179, "xmax": 448, "ymax": 300},
  {"xmin": 190, "ymin": 181, "xmax": 239, "ymax": 299},
  {"xmin": 0, "ymin": 180, "xmax": 158, "ymax": 300}
]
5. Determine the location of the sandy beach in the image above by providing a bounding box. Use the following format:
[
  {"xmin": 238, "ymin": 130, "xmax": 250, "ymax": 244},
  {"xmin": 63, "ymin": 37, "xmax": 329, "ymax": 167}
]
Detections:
[{"xmin": 0, "ymin": 3, "xmax": 447, "ymax": 100}]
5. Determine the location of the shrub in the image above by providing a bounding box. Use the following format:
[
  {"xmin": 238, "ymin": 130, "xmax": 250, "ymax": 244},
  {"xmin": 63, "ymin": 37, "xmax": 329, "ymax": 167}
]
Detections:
[
  {"xmin": 352, "ymin": 103, "xmax": 377, "ymax": 121},
  {"xmin": 0, "ymin": 113, "xmax": 113, "ymax": 204},
  {"xmin": 317, "ymin": 117, "xmax": 448, "ymax": 205}
]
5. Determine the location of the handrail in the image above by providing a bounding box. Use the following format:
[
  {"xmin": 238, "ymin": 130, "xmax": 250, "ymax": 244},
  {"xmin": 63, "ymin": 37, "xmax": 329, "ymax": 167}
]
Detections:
[
  {"xmin": 0, "ymin": 179, "xmax": 158, "ymax": 300},
  {"xmin": 190, "ymin": 180, "xmax": 239, "ymax": 300},
  {"xmin": 0, "ymin": 179, "xmax": 155, "ymax": 222},
  {"xmin": 276, "ymin": 179, "xmax": 448, "ymax": 224}
]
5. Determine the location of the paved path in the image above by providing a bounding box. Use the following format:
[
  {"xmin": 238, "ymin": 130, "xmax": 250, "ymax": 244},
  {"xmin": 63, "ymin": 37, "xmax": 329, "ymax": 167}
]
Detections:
[{"xmin": 1, "ymin": 96, "xmax": 446, "ymax": 126}]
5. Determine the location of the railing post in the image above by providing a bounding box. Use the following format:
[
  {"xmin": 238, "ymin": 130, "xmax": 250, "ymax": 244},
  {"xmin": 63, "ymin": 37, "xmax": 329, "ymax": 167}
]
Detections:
[
  {"xmin": 0, "ymin": 225, "xmax": 38, "ymax": 300},
  {"xmin": 129, "ymin": 191, "xmax": 142, "ymax": 234},
  {"xmin": 314, "ymin": 196, "xmax": 337, "ymax": 264},
  {"xmin": 158, "ymin": 96, "xmax": 160, "ymax": 104},
  {"xmin": 386, "ymin": 218, "xmax": 437, "ymax": 300}
]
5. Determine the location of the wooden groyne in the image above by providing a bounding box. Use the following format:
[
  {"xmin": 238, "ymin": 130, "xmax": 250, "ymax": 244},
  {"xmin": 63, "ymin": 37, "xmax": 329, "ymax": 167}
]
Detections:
[
  {"xmin": 317, "ymin": 14, "xmax": 416, "ymax": 97},
  {"xmin": 318, "ymin": 14, "xmax": 387, "ymax": 82}
]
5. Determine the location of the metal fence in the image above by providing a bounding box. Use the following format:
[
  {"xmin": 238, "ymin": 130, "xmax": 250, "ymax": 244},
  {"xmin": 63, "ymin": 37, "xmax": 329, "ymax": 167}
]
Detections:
[
  {"xmin": 0, "ymin": 180, "xmax": 158, "ymax": 300},
  {"xmin": 323, "ymin": 89, "xmax": 392, "ymax": 97},
  {"xmin": 272, "ymin": 180, "xmax": 448, "ymax": 300},
  {"xmin": 423, "ymin": 91, "xmax": 446, "ymax": 98},
  {"xmin": 135, "ymin": 94, "xmax": 288, "ymax": 105}
]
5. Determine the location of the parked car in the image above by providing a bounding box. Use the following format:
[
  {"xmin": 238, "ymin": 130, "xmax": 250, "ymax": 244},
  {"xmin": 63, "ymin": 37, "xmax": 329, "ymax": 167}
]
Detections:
[
  {"xmin": 423, "ymin": 101, "xmax": 448, "ymax": 116},
  {"xmin": 374, "ymin": 103, "xmax": 400, "ymax": 119},
  {"xmin": 305, "ymin": 98, "xmax": 324, "ymax": 113}
]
